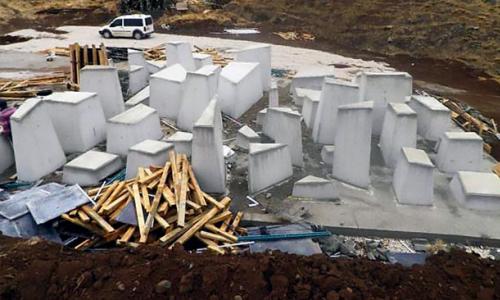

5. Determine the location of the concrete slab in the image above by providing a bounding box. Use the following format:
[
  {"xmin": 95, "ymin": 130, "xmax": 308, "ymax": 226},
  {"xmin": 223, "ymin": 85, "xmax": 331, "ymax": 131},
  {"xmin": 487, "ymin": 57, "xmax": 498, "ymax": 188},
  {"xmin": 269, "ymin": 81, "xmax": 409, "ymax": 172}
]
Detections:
[
  {"xmin": 236, "ymin": 125, "xmax": 260, "ymax": 150},
  {"xmin": 409, "ymin": 95, "xmax": 451, "ymax": 142},
  {"xmin": 166, "ymin": 41, "xmax": 196, "ymax": 71},
  {"xmin": 292, "ymin": 175, "xmax": 339, "ymax": 200},
  {"xmin": 235, "ymin": 43, "xmax": 272, "ymax": 91},
  {"xmin": 126, "ymin": 139, "xmax": 173, "ymax": 179},
  {"xmin": 193, "ymin": 52, "xmax": 213, "ymax": 69},
  {"xmin": 129, "ymin": 65, "xmax": 149, "ymax": 96},
  {"xmin": 125, "ymin": 86, "xmax": 150, "ymax": 108},
  {"xmin": 293, "ymin": 88, "xmax": 321, "ymax": 106},
  {"xmin": 301, "ymin": 92, "xmax": 320, "ymax": 129},
  {"xmin": 290, "ymin": 68, "xmax": 335, "ymax": 97},
  {"xmin": 149, "ymin": 64, "xmax": 187, "ymax": 120},
  {"xmin": 165, "ymin": 131, "xmax": 193, "ymax": 156},
  {"xmin": 0, "ymin": 135, "xmax": 14, "ymax": 174},
  {"xmin": 248, "ymin": 143, "xmax": 293, "ymax": 194},
  {"xmin": 436, "ymin": 132, "xmax": 483, "ymax": 174},
  {"xmin": 450, "ymin": 171, "xmax": 500, "ymax": 211},
  {"xmin": 321, "ymin": 145, "xmax": 335, "ymax": 166},
  {"xmin": 63, "ymin": 150, "xmax": 123, "ymax": 186}
]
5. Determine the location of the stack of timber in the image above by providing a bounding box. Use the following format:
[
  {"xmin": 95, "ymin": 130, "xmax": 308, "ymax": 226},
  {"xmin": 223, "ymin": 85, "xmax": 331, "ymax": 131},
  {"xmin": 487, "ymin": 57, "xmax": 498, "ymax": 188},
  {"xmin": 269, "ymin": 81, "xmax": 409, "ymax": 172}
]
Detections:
[
  {"xmin": 141, "ymin": 44, "xmax": 232, "ymax": 66},
  {"xmin": 68, "ymin": 43, "xmax": 109, "ymax": 86},
  {"xmin": 0, "ymin": 74, "xmax": 69, "ymax": 101},
  {"xmin": 61, "ymin": 150, "xmax": 246, "ymax": 254}
]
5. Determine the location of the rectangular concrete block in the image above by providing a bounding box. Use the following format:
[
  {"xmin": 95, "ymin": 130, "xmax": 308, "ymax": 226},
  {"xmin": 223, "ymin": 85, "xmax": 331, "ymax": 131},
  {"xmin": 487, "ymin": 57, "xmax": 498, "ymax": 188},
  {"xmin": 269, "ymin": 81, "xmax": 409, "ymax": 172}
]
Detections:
[
  {"xmin": 146, "ymin": 60, "xmax": 167, "ymax": 74},
  {"xmin": 248, "ymin": 143, "xmax": 293, "ymax": 194},
  {"xmin": 393, "ymin": 147, "xmax": 434, "ymax": 206},
  {"xmin": 106, "ymin": 104, "xmax": 163, "ymax": 157},
  {"xmin": 166, "ymin": 41, "xmax": 196, "ymax": 71},
  {"xmin": 408, "ymin": 95, "xmax": 451, "ymax": 141},
  {"xmin": 256, "ymin": 108, "xmax": 267, "ymax": 127},
  {"xmin": 450, "ymin": 171, "xmax": 500, "ymax": 211},
  {"xmin": 218, "ymin": 62, "xmax": 264, "ymax": 119},
  {"xmin": 0, "ymin": 135, "xmax": 14, "ymax": 174},
  {"xmin": 149, "ymin": 64, "xmax": 187, "ymax": 120},
  {"xmin": 290, "ymin": 69, "xmax": 335, "ymax": 98},
  {"xmin": 80, "ymin": 65, "xmax": 125, "ymax": 119},
  {"xmin": 129, "ymin": 65, "xmax": 149, "ymax": 96},
  {"xmin": 126, "ymin": 139, "xmax": 173, "ymax": 179},
  {"xmin": 332, "ymin": 101, "xmax": 374, "ymax": 188},
  {"xmin": 128, "ymin": 49, "xmax": 147, "ymax": 68},
  {"xmin": 165, "ymin": 131, "xmax": 193, "ymax": 156},
  {"xmin": 236, "ymin": 125, "xmax": 260, "ymax": 150},
  {"xmin": 269, "ymin": 81, "xmax": 279, "ymax": 107},
  {"xmin": 301, "ymin": 92, "xmax": 320, "ymax": 129},
  {"xmin": 293, "ymin": 88, "xmax": 321, "ymax": 106},
  {"xmin": 379, "ymin": 103, "xmax": 417, "ymax": 168},
  {"xmin": 62, "ymin": 150, "xmax": 123, "ymax": 186},
  {"xmin": 321, "ymin": 145, "xmax": 334, "ymax": 166},
  {"xmin": 235, "ymin": 44, "xmax": 271, "ymax": 91},
  {"xmin": 292, "ymin": 175, "xmax": 338, "ymax": 200},
  {"xmin": 43, "ymin": 91, "xmax": 106, "ymax": 154},
  {"xmin": 125, "ymin": 86, "xmax": 150, "ymax": 109},
  {"xmin": 193, "ymin": 53, "xmax": 213, "ymax": 70},
  {"xmin": 10, "ymin": 98, "xmax": 66, "ymax": 182},
  {"xmin": 436, "ymin": 132, "xmax": 483, "ymax": 173}
]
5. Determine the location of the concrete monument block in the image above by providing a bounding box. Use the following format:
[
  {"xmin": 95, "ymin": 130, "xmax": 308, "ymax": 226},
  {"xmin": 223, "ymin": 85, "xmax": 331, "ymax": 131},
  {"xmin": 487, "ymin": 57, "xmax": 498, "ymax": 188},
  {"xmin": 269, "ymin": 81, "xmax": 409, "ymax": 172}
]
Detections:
[
  {"xmin": 301, "ymin": 92, "xmax": 320, "ymax": 129},
  {"xmin": 332, "ymin": 101, "xmax": 374, "ymax": 189},
  {"xmin": 125, "ymin": 139, "xmax": 173, "ymax": 179},
  {"xmin": 128, "ymin": 49, "xmax": 147, "ymax": 68},
  {"xmin": 235, "ymin": 44, "xmax": 271, "ymax": 91},
  {"xmin": 379, "ymin": 103, "xmax": 417, "ymax": 168},
  {"xmin": 43, "ymin": 91, "xmax": 106, "ymax": 154},
  {"xmin": 236, "ymin": 125, "xmax": 260, "ymax": 150},
  {"xmin": 356, "ymin": 72, "xmax": 413, "ymax": 135},
  {"xmin": 192, "ymin": 99, "xmax": 226, "ymax": 194},
  {"xmin": 292, "ymin": 175, "xmax": 339, "ymax": 200},
  {"xmin": 165, "ymin": 131, "xmax": 193, "ymax": 156},
  {"xmin": 146, "ymin": 60, "xmax": 167, "ymax": 74},
  {"xmin": 125, "ymin": 86, "xmax": 150, "ymax": 109},
  {"xmin": 263, "ymin": 107, "xmax": 304, "ymax": 167},
  {"xmin": 321, "ymin": 145, "xmax": 334, "ymax": 166},
  {"xmin": 166, "ymin": 41, "xmax": 196, "ymax": 71},
  {"xmin": 0, "ymin": 136, "xmax": 14, "ymax": 174},
  {"xmin": 436, "ymin": 132, "xmax": 483, "ymax": 173},
  {"xmin": 256, "ymin": 108, "xmax": 267, "ymax": 126},
  {"xmin": 193, "ymin": 53, "xmax": 213, "ymax": 69},
  {"xmin": 149, "ymin": 64, "xmax": 187, "ymax": 120},
  {"xmin": 408, "ymin": 95, "xmax": 451, "ymax": 141},
  {"xmin": 63, "ymin": 150, "xmax": 123, "ymax": 186},
  {"xmin": 129, "ymin": 65, "xmax": 149, "ymax": 96},
  {"xmin": 218, "ymin": 62, "xmax": 264, "ymax": 119},
  {"xmin": 450, "ymin": 171, "xmax": 500, "ymax": 211},
  {"xmin": 106, "ymin": 104, "xmax": 162, "ymax": 157},
  {"xmin": 248, "ymin": 143, "xmax": 293, "ymax": 194},
  {"xmin": 10, "ymin": 98, "xmax": 66, "ymax": 182},
  {"xmin": 290, "ymin": 69, "xmax": 335, "ymax": 97},
  {"xmin": 293, "ymin": 88, "xmax": 321, "ymax": 106},
  {"xmin": 312, "ymin": 79, "xmax": 359, "ymax": 144},
  {"xmin": 80, "ymin": 65, "xmax": 125, "ymax": 119},
  {"xmin": 269, "ymin": 81, "xmax": 279, "ymax": 107},
  {"xmin": 393, "ymin": 147, "xmax": 434, "ymax": 206}
]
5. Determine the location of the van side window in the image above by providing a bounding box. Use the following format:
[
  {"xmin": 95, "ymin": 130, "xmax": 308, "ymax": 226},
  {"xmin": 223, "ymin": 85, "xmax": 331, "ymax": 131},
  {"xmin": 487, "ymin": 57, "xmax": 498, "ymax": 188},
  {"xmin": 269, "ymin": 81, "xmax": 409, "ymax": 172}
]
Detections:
[
  {"xmin": 145, "ymin": 17, "xmax": 153, "ymax": 26},
  {"xmin": 110, "ymin": 19, "xmax": 122, "ymax": 27},
  {"xmin": 124, "ymin": 19, "xmax": 144, "ymax": 27}
]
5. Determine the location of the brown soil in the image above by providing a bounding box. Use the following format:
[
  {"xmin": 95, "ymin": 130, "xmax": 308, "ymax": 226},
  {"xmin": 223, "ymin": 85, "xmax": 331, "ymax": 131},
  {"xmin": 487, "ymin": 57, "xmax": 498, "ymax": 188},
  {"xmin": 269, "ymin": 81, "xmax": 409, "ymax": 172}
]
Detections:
[{"xmin": 0, "ymin": 235, "xmax": 499, "ymax": 299}]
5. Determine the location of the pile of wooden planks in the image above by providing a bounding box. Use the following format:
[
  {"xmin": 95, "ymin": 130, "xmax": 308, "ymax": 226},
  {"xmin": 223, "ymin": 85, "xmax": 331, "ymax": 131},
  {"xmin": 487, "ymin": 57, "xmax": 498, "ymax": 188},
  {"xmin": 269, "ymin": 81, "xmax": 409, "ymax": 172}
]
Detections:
[
  {"xmin": 144, "ymin": 45, "xmax": 166, "ymax": 61},
  {"xmin": 62, "ymin": 150, "xmax": 246, "ymax": 254},
  {"xmin": 68, "ymin": 43, "xmax": 109, "ymax": 86},
  {"xmin": 141, "ymin": 44, "xmax": 232, "ymax": 66},
  {"xmin": 274, "ymin": 31, "xmax": 316, "ymax": 42},
  {"xmin": 0, "ymin": 74, "xmax": 69, "ymax": 101}
]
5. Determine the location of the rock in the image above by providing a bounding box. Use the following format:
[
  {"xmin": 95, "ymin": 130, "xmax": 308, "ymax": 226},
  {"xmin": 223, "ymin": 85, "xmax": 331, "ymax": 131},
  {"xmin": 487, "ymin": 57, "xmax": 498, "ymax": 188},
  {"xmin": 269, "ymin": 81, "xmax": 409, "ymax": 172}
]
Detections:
[
  {"xmin": 340, "ymin": 240, "xmax": 357, "ymax": 257},
  {"xmin": 320, "ymin": 235, "xmax": 342, "ymax": 254},
  {"xmin": 265, "ymin": 193, "xmax": 272, "ymax": 199},
  {"xmin": 116, "ymin": 281, "xmax": 126, "ymax": 291},
  {"xmin": 155, "ymin": 280, "xmax": 172, "ymax": 294}
]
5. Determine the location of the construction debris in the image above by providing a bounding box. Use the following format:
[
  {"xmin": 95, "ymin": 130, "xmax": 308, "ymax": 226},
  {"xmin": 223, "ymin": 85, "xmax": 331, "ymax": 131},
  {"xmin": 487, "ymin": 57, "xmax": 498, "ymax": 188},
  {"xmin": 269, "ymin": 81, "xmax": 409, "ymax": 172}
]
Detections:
[
  {"xmin": 274, "ymin": 31, "xmax": 316, "ymax": 41},
  {"xmin": 0, "ymin": 74, "xmax": 69, "ymax": 101}
]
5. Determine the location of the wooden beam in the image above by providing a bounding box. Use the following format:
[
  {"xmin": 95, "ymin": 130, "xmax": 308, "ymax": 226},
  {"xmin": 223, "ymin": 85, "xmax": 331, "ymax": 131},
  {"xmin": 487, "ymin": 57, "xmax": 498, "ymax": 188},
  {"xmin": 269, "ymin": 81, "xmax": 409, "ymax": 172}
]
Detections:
[
  {"xmin": 94, "ymin": 181, "xmax": 119, "ymax": 210},
  {"xmin": 132, "ymin": 183, "xmax": 147, "ymax": 242},
  {"xmin": 81, "ymin": 205, "xmax": 115, "ymax": 233},
  {"xmin": 177, "ymin": 155, "xmax": 188, "ymax": 227},
  {"xmin": 199, "ymin": 230, "xmax": 232, "ymax": 243},
  {"xmin": 205, "ymin": 223, "xmax": 238, "ymax": 242},
  {"xmin": 203, "ymin": 192, "xmax": 225, "ymax": 210},
  {"xmin": 188, "ymin": 164, "xmax": 207, "ymax": 206}
]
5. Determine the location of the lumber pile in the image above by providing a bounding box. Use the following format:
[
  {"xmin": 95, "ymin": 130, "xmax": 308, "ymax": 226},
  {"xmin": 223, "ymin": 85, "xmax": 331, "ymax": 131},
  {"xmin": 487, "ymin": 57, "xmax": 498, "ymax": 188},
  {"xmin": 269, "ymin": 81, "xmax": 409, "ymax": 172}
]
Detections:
[
  {"xmin": 144, "ymin": 45, "xmax": 166, "ymax": 61},
  {"xmin": 68, "ymin": 43, "xmax": 109, "ymax": 85},
  {"xmin": 0, "ymin": 74, "xmax": 69, "ymax": 101},
  {"xmin": 141, "ymin": 44, "xmax": 232, "ymax": 66},
  {"xmin": 274, "ymin": 31, "xmax": 316, "ymax": 42},
  {"xmin": 62, "ymin": 150, "xmax": 246, "ymax": 254}
]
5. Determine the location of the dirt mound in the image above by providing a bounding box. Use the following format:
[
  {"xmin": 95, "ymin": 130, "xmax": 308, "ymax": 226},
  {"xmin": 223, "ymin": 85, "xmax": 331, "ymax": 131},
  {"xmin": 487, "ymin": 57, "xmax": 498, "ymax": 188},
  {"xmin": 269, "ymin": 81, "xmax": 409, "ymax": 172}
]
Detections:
[{"xmin": 0, "ymin": 235, "xmax": 499, "ymax": 299}]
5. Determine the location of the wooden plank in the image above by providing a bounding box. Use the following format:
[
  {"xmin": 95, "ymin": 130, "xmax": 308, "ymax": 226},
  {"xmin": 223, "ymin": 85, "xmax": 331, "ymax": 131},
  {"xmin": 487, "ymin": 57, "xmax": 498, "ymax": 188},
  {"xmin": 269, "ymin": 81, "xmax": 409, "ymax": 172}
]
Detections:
[
  {"xmin": 162, "ymin": 186, "xmax": 176, "ymax": 207},
  {"xmin": 109, "ymin": 196, "xmax": 132, "ymax": 221},
  {"xmin": 228, "ymin": 212, "xmax": 243, "ymax": 234},
  {"xmin": 81, "ymin": 205, "xmax": 115, "ymax": 233},
  {"xmin": 141, "ymin": 185, "xmax": 151, "ymax": 211},
  {"xmin": 205, "ymin": 223, "xmax": 238, "ymax": 242},
  {"xmin": 132, "ymin": 183, "xmax": 147, "ymax": 242},
  {"xmin": 91, "ymin": 44, "xmax": 97, "ymax": 65},
  {"xmin": 98, "ymin": 181, "xmax": 126, "ymax": 213},
  {"xmin": 69, "ymin": 44, "xmax": 76, "ymax": 83},
  {"xmin": 203, "ymin": 192, "xmax": 225, "ymax": 210},
  {"xmin": 154, "ymin": 214, "xmax": 170, "ymax": 229},
  {"xmin": 75, "ymin": 43, "xmax": 81, "ymax": 85},
  {"xmin": 138, "ymin": 169, "xmax": 163, "ymax": 185},
  {"xmin": 177, "ymin": 155, "xmax": 188, "ymax": 227},
  {"xmin": 186, "ymin": 199, "xmax": 201, "ymax": 211},
  {"xmin": 94, "ymin": 181, "xmax": 119, "ymax": 210},
  {"xmin": 100, "ymin": 43, "xmax": 109, "ymax": 65},
  {"xmin": 61, "ymin": 214, "xmax": 105, "ymax": 236},
  {"xmin": 159, "ymin": 213, "xmax": 205, "ymax": 245},
  {"xmin": 208, "ymin": 210, "xmax": 232, "ymax": 224},
  {"xmin": 101, "ymin": 193, "xmax": 129, "ymax": 215},
  {"xmin": 75, "ymin": 238, "xmax": 99, "ymax": 251},
  {"xmin": 83, "ymin": 45, "xmax": 89, "ymax": 67},
  {"xmin": 188, "ymin": 164, "xmax": 207, "ymax": 206},
  {"xmin": 199, "ymin": 230, "xmax": 232, "ymax": 243},
  {"xmin": 195, "ymin": 232, "xmax": 225, "ymax": 255},
  {"xmin": 77, "ymin": 210, "xmax": 90, "ymax": 223},
  {"xmin": 117, "ymin": 226, "xmax": 135, "ymax": 244}
]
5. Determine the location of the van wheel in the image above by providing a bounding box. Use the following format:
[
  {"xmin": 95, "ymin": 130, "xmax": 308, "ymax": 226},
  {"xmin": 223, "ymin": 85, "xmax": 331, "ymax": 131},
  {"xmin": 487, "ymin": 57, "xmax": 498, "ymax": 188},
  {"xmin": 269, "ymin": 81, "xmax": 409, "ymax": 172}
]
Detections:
[
  {"xmin": 102, "ymin": 30, "xmax": 112, "ymax": 39},
  {"xmin": 133, "ymin": 31, "xmax": 143, "ymax": 40}
]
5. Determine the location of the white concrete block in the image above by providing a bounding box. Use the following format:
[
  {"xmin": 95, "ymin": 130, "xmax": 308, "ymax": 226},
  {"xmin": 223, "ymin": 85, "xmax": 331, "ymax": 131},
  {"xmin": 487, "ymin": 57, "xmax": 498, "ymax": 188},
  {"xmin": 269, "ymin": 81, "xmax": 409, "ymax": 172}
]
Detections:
[
  {"xmin": 125, "ymin": 86, "xmax": 150, "ymax": 109},
  {"xmin": 177, "ymin": 65, "xmax": 220, "ymax": 131},
  {"xmin": 263, "ymin": 107, "xmax": 303, "ymax": 167},
  {"xmin": 269, "ymin": 81, "xmax": 279, "ymax": 107},
  {"xmin": 0, "ymin": 135, "xmax": 14, "ymax": 174},
  {"xmin": 236, "ymin": 125, "xmax": 260, "ymax": 150},
  {"xmin": 10, "ymin": 98, "xmax": 66, "ymax": 182},
  {"xmin": 106, "ymin": 104, "xmax": 162, "ymax": 156},
  {"xmin": 321, "ymin": 145, "xmax": 334, "ymax": 166},
  {"xmin": 356, "ymin": 72, "xmax": 413, "ymax": 135},
  {"xmin": 256, "ymin": 108, "xmax": 267, "ymax": 126},
  {"xmin": 129, "ymin": 65, "xmax": 149, "ymax": 96},
  {"xmin": 290, "ymin": 69, "xmax": 335, "ymax": 97},
  {"xmin": 165, "ymin": 131, "xmax": 193, "ymax": 156},
  {"xmin": 301, "ymin": 92, "xmax": 320, "ymax": 129},
  {"xmin": 63, "ymin": 150, "xmax": 123, "ymax": 186},
  {"xmin": 192, "ymin": 99, "xmax": 226, "ymax": 193},
  {"xmin": 379, "ymin": 103, "xmax": 417, "ymax": 168},
  {"xmin": 146, "ymin": 60, "xmax": 167, "ymax": 74},
  {"xmin": 128, "ymin": 49, "xmax": 147, "ymax": 68},
  {"xmin": 149, "ymin": 64, "xmax": 187, "ymax": 120},
  {"xmin": 80, "ymin": 65, "xmax": 125, "ymax": 119},
  {"xmin": 294, "ymin": 88, "xmax": 321, "ymax": 106},
  {"xmin": 235, "ymin": 44, "xmax": 271, "ymax": 91},
  {"xmin": 436, "ymin": 132, "xmax": 483, "ymax": 173},
  {"xmin": 393, "ymin": 147, "xmax": 434, "ymax": 206},
  {"xmin": 292, "ymin": 175, "xmax": 338, "ymax": 200},
  {"xmin": 450, "ymin": 171, "xmax": 500, "ymax": 211},
  {"xmin": 193, "ymin": 53, "xmax": 213, "ymax": 69},
  {"xmin": 125, "ymin": 139, "xmax": 173, "ymax": 179},
  {"xmin": 332, "ymin": 101, "xmax": 374, "ymax": 189},
  {"xmin": 248, "ymin": 143, "xmax": 293, "ymax": 194},
  {"xmin": 218, "ymin": 62, "xmax": 264, "ymax": 119},
  {"xmin": 43, "ymin": 91, "xmax": 106, "ymax": 154},
  {"xmin": 312, "ymin": 79, "xmax": 359, "ymax": 144},
  {"xmin": 166, "ymin": 41, "xmax": 196, "ymax": 71},
  {"xmin": 408, "ymin": 95, "xmax": 451, "ymax": 141}
]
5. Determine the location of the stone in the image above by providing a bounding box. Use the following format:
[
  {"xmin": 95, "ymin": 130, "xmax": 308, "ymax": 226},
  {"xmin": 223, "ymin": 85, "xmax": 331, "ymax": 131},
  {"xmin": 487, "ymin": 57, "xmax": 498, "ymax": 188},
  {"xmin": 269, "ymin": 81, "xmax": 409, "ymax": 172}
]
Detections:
[
  {"xmin": 80, "ymin": 65, "xmax": 125, "ymax": 119},
  {"xmin": 192, "ymin": 53, "xmax": 213, "ymax": 69},
  {"xmin": 0, "ymin": 135, "xmax": 14, "ymax": 174},
  {"xmin": 10, "ymin": 98, "xmax": 66, "ymax": 182},
  {"xmin": 128, "ymin": 49, "xmax": 147, "ymax": 68},
  {"xmin": 292, "ymin": 175, "xmax": 339, "ymax": 200},
  {"xmin": 166, "ymin": 41, "xmax": 196, "ymax": 71},
  {"xmin": 149, "ymin": 64, "xmax": 187, "ymax": 120},
  {"xmin": 125, "ymin": 86, "xmax": 150, "ymax": 109},
  {"xmin": 393, "ymin": 147, "xmax": 434, "ymax": 206},
  {"xmin": 312, "ymin": 79, "xmax": 359, "ymax": 144},
  {"xmin": 248, "ymin": 143, "xmax": 293, "ymax": 194},
  {"xmin": 290, "ymin": 69, "xmax": 335, "ymax": 98},
  {"xmin": 450, "ymin": 171, "xmax": 500, "ymax": 211},
  {"xmin": 268, "ymin": 81, "xmax": 279, "ymax": 107},
  {"xmin": 62, "ymin": 150, "xmax": 123, "ymax": 186},
  {"xmin": 165, "ymin": 131, "xmax": 193, "ymax": 156},
  {"xmin": 321, "ymin": 145, "xmax": 335, "ymax": 166},
  {"xmin": 126, "ymin": 140, "xmax": 173, "ymax": 179},
  {"xmin": 106, "ymin": 104, "xmax": 163, "ymax": 157},
  {"xmin": 293, "ymin": 88, "xmax": 321, "ymax": 106},
  {"xmin": 128, "ymin": 65, "xmax": 149, "ymax": 96},
  {"xmin": 236, "ymin": 125, "xmax": 260, "ymax": 150},
  {"xmin": 408, "ymin": 95, "xmax": 451, "ymax": 142},
  {"xmin": 436, "ymin": 132, "xmax": 483, "ymax": 173},
  {"xmin": 155, "ymin": 280, "xmax": 172, "ymax": 294},
  {"xmin": 235, "ymin": 43, "xmax": 272, "ymax": 91},
  {"xmin": 379, "ymin": 103, "xmax": 417, "ymax": 168},
  {"xmin": 218, "ymin": 62, "xmax": 264, "ymax": 119},
  {"xmin": 256, "ymin": 108, "xmax": 267, "ymax": 126},
  {"xmin": 43, "ymin": 91, "xmax": 106, "ymax": 154},
  {"xmin": 332, "ymin": 101, "xmax": 374, "ymax": 189}
]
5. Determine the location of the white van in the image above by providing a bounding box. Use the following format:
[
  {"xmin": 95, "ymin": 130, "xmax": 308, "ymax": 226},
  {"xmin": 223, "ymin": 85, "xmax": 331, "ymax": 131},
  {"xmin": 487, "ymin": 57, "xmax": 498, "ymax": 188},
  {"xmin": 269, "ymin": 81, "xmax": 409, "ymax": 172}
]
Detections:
[{"xmin": 99, "ymin": 14, "xmax": 154, "ymax": 40}]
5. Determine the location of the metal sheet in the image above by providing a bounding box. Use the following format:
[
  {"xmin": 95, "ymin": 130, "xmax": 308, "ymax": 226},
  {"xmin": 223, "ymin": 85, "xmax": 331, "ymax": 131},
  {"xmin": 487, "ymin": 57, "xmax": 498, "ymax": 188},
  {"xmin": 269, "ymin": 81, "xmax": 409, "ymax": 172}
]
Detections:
[{"xmin": 115, "ymin": 201, "xmax": 138, "ymax": 226}]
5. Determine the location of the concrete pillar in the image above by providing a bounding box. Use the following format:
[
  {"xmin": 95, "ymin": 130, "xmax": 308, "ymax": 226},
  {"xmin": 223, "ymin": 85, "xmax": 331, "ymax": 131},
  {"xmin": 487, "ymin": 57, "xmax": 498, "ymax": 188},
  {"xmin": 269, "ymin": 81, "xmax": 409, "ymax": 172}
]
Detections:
[
  {"xmin": 301, "ymin": 93, "xmax": 320, "ymax": 129},
  {"xmin": 332, "ymin": 101, "xmax": 374, "ymax": 189},
  {"xmin": 193, "ymin": 53, "xmax": 213, "ymax": 70},
  {"xmin": 43, "ymin": 91, "xmax": 106, "ymax": 154},
  {"xmin": 62, "ymin": 150, "xmax": 123, "ymax": 186},
  {"xmin": 379, "ymin": 103, "xmax": 417, "ymax": 168},
  {"xmin": 236, "ymin": 125, "xmax": 260, "ymax": 150},
  {"xmin": 0, "ymin": 135, "xmax": 14, "ymax": 174},
  {"xmin": 125, "ymin": 86, "xmax": 150, "ymax": 109},
  {"xmin": 269, "ymin": 81, "xmax": 279, "ymax": 107},
  {"xmin": 166, "ymin": 41, "xmax": 196, "ymax": 71},
  {"xmin": 408, "ymin": 95, "xmax": 451, "ymax": 142},
  {"xmin": 312, "ymin": 79, "xmax": 359, "ymax": 144},
  {"xmin": 292, "ymin": 175, "xmax": 338, "ymax": 200},
  {"xmin": 218, "ymin": 62, "xmax": 264, "ymax": 119},
  {"xmin": 450, "ymin": 171, "xmax": 500, "ymax": 211},
  {"xmin": 80, "ymin": 65, "xmax": 125, "ymax": 119},
  {"xmin": 248, "ymin": 143, "xmax": 293, "ymax": 194},
  {"xmin": 235, "ymin": 44, "xmax": 271, "ymax": 91},
  {"xmin": 289, "ymin": 69, "xmax": 335, "ymax": 98},
  {"xmin": 263, "ymin": 107, "xmax": 303, "ymax": 167},
  {"xmin": 106, "ymin": 104, "xmax": 163, "ymax": 157},
  {"xmin": 128, "ymin": 49, "xmax": 147, "ymax": 68},
  {"xmin": 165, "ymin": 131, "xmax": 193, "ymax": 156},
  {"xmin": 149, "ymin": 64, "xmax": 187, "ymax": 120},
  {"xmin": 393, "ymin": 147, "xmax": 434, "ymax": 206},
  {"xmin": 128, "ymin": 65, "xmax": 149, "ymax": 96},
  {"xmin": 125, "ymin": 139, "xmax": 173, "ymax": 179},
  {"xmin": 356, "ymin": 72, "xmax": 412, "ymax": 135},
  {"xmin": 10, "ymin": 98, "xmax": 66, "ymax": 182},
  {"xmin": 192, "ymin": 99, "xmax": 226, "ymax": 194},
  {"xmin": 436, "ymin": 132, "xmax": 483, "ymax": 173}
]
